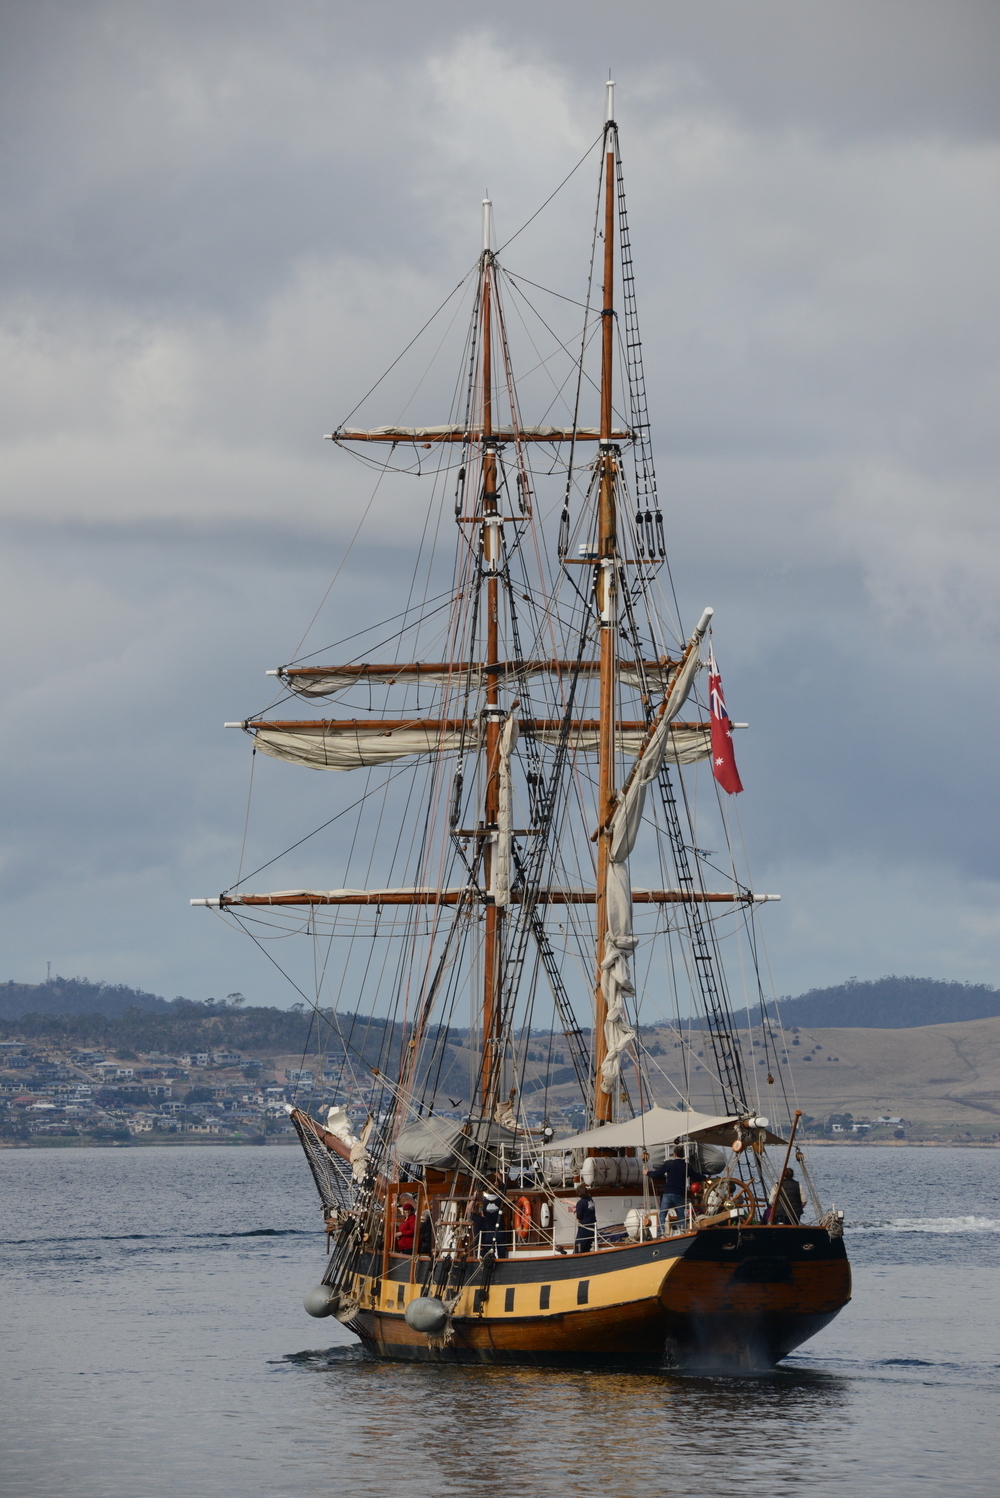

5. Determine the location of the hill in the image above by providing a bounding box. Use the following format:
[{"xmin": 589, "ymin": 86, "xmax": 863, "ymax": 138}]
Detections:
[
  {"xmin": 8, "ymin": 973, "xmax": 1000, "ymax": 1031},
  {"xmin": 757, "ymin": 1015, "xmax": 1000, "ymax": 1138},
  {"xmin": 727, "ymin": 976, "xmax": 1000, "ymax": 1031},
  {"xmin": 0, "ymin": 978, "xmax": 175, "ymax": 1021}
]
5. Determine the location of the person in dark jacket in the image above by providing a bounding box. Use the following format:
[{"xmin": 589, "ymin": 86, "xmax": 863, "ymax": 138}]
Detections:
[
  {"xmin": 472, "ymin": 1192, "xmax": 509, "ymax": 1259},
  {"xmin": 770, "ymin": 1169, "xmax": 804, "ymax": 1225},
  {"xmin": 572, "ymin": 1185, "xmax": 598, "ymax": 1253},
  {"xmin": 645, "ymin": 1145, "xmax": 704, "ymax": 1229},
  {"xmin": 417, "ymin": 1209, "xmax": 434, "ymax": 1255}
]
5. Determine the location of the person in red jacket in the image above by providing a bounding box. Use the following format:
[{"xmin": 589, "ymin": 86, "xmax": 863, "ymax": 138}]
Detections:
[{"xmin": 395, "ymin": 1200, "xmax": 416, "ymax": 1253}]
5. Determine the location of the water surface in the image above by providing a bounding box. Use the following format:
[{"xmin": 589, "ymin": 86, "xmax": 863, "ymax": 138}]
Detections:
[{"xmin": 2, "ymin": 1144, "xmax": 997, "ymax": 1497}]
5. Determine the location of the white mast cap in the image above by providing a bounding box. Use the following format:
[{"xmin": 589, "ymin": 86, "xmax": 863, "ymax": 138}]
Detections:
[
  {"xmin": 482, "ymin": 198, "xmax": 492, "ymax": 252},
  {"xmin": 606, "ymin": 79, "xmax": 615, "ymax": 123}
]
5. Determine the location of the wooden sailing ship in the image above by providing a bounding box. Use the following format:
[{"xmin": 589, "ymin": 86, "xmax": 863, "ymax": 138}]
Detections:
[{"xmin": 195, "ymin": 84, "xmax": 850, "ymax": 1368}]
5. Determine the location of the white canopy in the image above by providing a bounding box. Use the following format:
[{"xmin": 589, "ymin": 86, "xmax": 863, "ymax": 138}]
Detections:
[{"xmin": 541, "ymin": 1105, "xmax": 784, "ymax": 1152}]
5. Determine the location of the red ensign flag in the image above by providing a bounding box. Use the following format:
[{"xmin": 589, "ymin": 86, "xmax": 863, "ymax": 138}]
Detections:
[{"xmin": 708, "ymin": 650, "xmax": 743, "ymax": 795}]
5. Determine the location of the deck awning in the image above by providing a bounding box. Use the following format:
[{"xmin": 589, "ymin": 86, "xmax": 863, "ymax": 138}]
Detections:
[{"xmin": 541, "ymin": 1105, "xmax": 785, "ymax": 1151}]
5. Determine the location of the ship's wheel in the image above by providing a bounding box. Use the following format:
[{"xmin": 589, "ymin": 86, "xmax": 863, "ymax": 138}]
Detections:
[{"xmin": 700, "ymin": 1176, "xmax": 758, "ymax": 1222}]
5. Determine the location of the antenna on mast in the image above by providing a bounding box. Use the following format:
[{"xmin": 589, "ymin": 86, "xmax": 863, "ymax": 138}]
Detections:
[
  {"xmin": 482, "ymin": 198, "xmax": 492, "ymax": 253},
  {"xmin": 606, "ymin": 77, "xmax": 615, "ymax": 124}
]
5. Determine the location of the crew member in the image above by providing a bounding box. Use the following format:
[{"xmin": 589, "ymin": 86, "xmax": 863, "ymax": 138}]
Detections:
[
  {"xmin": 645, "ymin": 1145, "xmax": 704, "ymax": 1230},
  {"xmin": 473, "ymin": 1192, "xmax": 509, "ymax": 1259},
  {"xmin": 770, "ymin": 1168, "xmax": 804, "ymax": 1225},
  {"xmin": 572, "ymin": 1185, "xmax": 598, "ymax": 1253}
]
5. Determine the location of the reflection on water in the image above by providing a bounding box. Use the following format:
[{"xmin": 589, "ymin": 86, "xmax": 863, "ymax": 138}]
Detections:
[
  {"xmin": 3, "ymin": 1146, "xmax": 998, "ymax": 1498},
  {"xmin": 285, "ymin": 1351, "xmax": 855, "ymax": 1498}
]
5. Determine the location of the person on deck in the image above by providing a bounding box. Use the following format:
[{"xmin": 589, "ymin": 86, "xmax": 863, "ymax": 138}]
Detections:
[
  {"xmin": 770, "ymin": 1169, "xmax": 804, "ymax": 1225},
  {"xmin": 645, "ymin": 1145, "xmax": 704, "ymax": 1231},
  {"xmin": 394, "ymin": 1200, "xmax": 416, "ymax": 1253},
  {"xmin": 572, "ymin": 1185, "xmax": 598, "ymax": 1253},
  {"xmin": 473, "ymin": 1192, "xmax": 509, "ymax": 1259},
  {"xmin": 417, "ymin": 1209, "xmax": 434, "ymax": 1255}
]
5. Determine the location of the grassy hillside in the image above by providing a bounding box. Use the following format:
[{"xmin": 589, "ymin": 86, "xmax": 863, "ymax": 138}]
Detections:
[{"xmin": 760, "ymin": 1016, "xmax": 1000, "ymax": 1139}]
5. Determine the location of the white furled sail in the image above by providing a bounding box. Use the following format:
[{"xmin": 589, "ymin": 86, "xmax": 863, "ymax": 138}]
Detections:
[
  {"xmin": 275, "ymin": 661, "xmax": 681, "ymax": 700},
  {"xmin": 535, "ymin": 725, "xmax": 710, "ymax": 761},
  {"xmin": 598, "ymin": 858, "xmax": 639, "ymax": 1094},
  {"xmin": 247, "ymin": 720, "xmax": 711, "ymax": 771},
  {"xmin": 250, "ymin": 724, "xmax": 471, "ymax": 770},
  {"xmin": 491, "ymin": 713, "xmax": 519, "ymax": 908},
  {"xmin": 610, "ymin": 610, "xmax": 713, "ymax": 864},
  {"xmin": 599, "ymin": 610, "xmax": 713, "ymax": 1097}
]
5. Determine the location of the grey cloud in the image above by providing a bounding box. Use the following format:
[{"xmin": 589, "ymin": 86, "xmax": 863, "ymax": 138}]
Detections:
[{"xmin": 1, "ymin": 1, "xmax": 997, "ymax": 1000}]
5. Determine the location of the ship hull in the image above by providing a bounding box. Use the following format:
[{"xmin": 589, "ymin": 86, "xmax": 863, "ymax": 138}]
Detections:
[{"xmin": 344, "ymin": 1225, "xmax": 850, "ymax": 1370}]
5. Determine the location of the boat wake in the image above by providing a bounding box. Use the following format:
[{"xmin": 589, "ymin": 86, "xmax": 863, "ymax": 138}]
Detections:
[
  {"xmin": 278, "ymin": 1346, "xmax": 371, "ymax": 1368},
  {"xmin": 850, "ymin": 1215, "xmax": 998, "ymax": 1234}
]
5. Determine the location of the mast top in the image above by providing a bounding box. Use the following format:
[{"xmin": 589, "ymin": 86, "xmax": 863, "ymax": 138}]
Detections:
[
  {"xmin": 482, "ymin": 198, "xmax": 492, "ymax": 253},
  {"xmin": 605, "ymin": 79, "xmax": 615, "ymax": 125}
]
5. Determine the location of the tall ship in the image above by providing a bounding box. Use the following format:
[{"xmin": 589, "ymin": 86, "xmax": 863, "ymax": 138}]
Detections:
[{"xmin": 194, "ymin": 85, "xmax": 850, "ymax": 1368}]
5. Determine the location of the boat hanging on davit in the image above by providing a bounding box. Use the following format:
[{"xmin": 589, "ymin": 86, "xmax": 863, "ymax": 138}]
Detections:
[{"xmin": 194, "ymin": 82, "xmax": 850, "ymax": 1369}]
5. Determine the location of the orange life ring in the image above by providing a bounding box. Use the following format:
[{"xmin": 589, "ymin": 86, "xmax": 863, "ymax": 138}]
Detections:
[{"xmin": 514, "ymin": 1196, "xmax": 532, "ymax": 1240}]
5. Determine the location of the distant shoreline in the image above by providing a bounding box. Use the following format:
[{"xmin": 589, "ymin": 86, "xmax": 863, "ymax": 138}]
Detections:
[
  {"xmin": 2, "ymin": 1135, "xmax": 997, "ymax": 1152},
  {"xmin": 0, "ymin": 1134, "xmax": 301, "ymax": 1149}
]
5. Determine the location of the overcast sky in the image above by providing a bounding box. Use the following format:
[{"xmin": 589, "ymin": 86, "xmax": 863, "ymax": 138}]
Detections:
[{"xmin": 2, "ymin": 0, "xmax": 998, "ymax": 1007}]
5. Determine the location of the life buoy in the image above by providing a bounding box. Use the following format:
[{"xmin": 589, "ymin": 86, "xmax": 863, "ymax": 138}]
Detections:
[{"xmin": 514, "ymin": 1196, "xmax": 532, "ymax": 1240}]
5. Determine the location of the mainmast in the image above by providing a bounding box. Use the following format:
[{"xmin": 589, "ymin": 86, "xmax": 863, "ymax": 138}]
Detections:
[
  {"xmin": 478, "ymin": 199, "xmax": 504, "ymax": 1114},
  {"xmin": 593, "ymin": 82, "xmax": 619, "ymax": 1123}
]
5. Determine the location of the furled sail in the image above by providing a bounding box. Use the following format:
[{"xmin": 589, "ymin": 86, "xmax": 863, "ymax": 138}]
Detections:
[
  {"xmin": 245, "ymin": 720, "xmax": 712, "ymax": 772},
  {"xmin": 534, "ymin": 726, "xmax": 710, "ymax": 762},
  {"xmin": 330, "ymin": 424, "xmax": 631, "ymax": 443},
  {"xmin": 191, "ymin": 887, "xmax": 777, "ymax": 909},
  {"xmin": 491, "ymin": 713, "xmax": 519, "ymax": 908},
  {"xmin": 600, "ymin": 609, "xmax": 713, "ymax": 1096},
  {"xmin": 273, "ymin": 660, "xmax": 680, "ymax": 700},
  {"xmin": 250, "ymin": 725, "xmax": 469, "ymax": 771}
]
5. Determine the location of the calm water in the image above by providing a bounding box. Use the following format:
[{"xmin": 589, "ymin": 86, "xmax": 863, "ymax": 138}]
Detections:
[{"xmin": 2, "ymin": 1144, "xmax": 998, "ymax": 1498}]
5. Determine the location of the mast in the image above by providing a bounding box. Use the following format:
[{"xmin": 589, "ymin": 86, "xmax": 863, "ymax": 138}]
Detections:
[
  {"xmin": 593, "ymin": 83, "xmax": 619, "ymax": 1123},
  {"xmin": 478, "ymin": 199, "xmax": 504, "ymax": 1113}
]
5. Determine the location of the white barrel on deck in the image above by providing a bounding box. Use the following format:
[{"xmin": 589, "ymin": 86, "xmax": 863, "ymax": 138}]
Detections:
[
  {"xmin": 624, "ymin": 1208, "xmax": 661, "ymax": 1241},
  {"xmin": 581, "ymin": 1156, "xmax": 644, "ymax": 1189}
]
